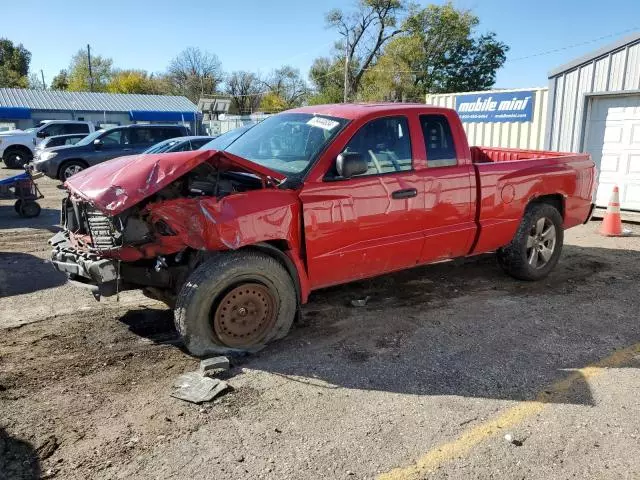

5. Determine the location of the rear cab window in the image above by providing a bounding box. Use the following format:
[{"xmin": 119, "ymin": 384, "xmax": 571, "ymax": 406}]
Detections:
[
  {"xmin": 340, "ymin": 116, "xmax": 412, "ymax": 177},
  {"xmin": 420, "ymin": 114, "xmax": 457, "ymax": 168}
]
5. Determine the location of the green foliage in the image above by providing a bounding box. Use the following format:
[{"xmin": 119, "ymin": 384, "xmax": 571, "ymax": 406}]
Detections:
[
  {"xmin": 50, "ymin": 70, "xmax": 70, "ymax": 90},
  {"xmin": 260, "ymin": 92, "xmax": 288, "ymax": 113},
  {"xmin": 67, "ymin": 49, "xmax": 113, "ymax": 92},
  {"xmin": 107, "ymin": 69, "xmax": 166, "ymax": 94},
  {"xmin": 0, "ymin": 38, "xmax": 31, "ymax": 88},
  {"xmin": 313, "ymin": 1, "xmax": 508, "ymax": 102}
]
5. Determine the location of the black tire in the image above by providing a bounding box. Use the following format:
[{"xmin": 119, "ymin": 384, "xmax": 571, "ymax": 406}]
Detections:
[
  {"xmin": 175, "ymin": 251, "xmax": 297, "ymax": 356},
  {"xmin": 14, "ymin": 199, "xmax": 22, "ymax": 213},
  {"xmin": 58, "ymin": 160, "xmax": 87, "ymax": 181},
  {"xmin": 18, "ymin": 201, "xmax": 41, "ymax": 218},
  {"xmin": 497, "ymin": 203, "xmax": 564, "ymax": 281},
  {"xmin": 3, "ymin": 148, "xmax": 32, "ymax": 169}
]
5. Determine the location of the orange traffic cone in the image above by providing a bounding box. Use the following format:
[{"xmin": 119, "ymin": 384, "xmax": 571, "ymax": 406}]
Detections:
[{"xmin": 600, "ymin": 185, "xmax": 623, "ymax": 236}]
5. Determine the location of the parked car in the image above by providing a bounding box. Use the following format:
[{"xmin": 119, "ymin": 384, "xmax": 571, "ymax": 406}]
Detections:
[
  {"xmin": 32, "ymin": 124, "xmax": 190, "ymax": 181},
  {"xmin": 0, "ymin": 120, "xmax": 95, "ymax": 168},
  {"xmin": 144, "ymin": 136, "xmax": 214, "ymax": 154},
  {"xmin": 199, "ymin": 124, "xmax": 254, "ymax": 151},
  {"xmin": 35, "ymin": 133, "xmax": 88, "ymax": 151},
  {"xmin": 50, "ymin": 104, "xmax": 596, "ymax": 356}
]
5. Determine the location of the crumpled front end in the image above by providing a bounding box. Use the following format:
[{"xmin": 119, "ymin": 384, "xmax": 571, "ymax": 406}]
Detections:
[{"xmin": 49, "ymin": 160, "xmax": 300, "ymax": 302}]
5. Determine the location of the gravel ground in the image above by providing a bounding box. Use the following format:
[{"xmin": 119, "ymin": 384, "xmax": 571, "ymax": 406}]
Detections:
[{"xmin": 1, "ymin": 168, "xmax": 639, "ymax": 480}]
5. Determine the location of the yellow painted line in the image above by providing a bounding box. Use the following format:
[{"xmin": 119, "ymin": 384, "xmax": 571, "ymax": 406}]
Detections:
[{"xmin": 379, "ymin": 343, "xmax": 640, "ymax": 480}]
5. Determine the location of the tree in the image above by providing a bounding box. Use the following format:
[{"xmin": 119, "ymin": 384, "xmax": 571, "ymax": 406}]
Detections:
[
  {"xmin": 28, "ymin": 73, "xmax": 45, "ymax": 90},
  {"xmin": 67, "ymin": 49, "xmax": 113, "ymax": 92},
  {"xmin": 260, "ymin": 92, "xmax": 288, "ymax": 113},
  {"xmin": 225, "ymin": 71, "xmax": 262, "ymax": 114},
  {"xmin": 308, "ymin": 57, "xmax": 343, "ymax": 104},
  {"xmin": 107, "ymin": 69, "xmax": 166, "ymax": 94},
  {"xmin": 366, "ymin": 3, "xmax": 508, "ymax": 99},
  {"xmin": 324, "ymin": 0, "xmax": 405, "ymax": 100},
  {"xmin": 0, "ymin": 38, "xmax": 31, "ymax": 88},
  {"xmin": 262, "ymin": 66, "xmax": 308, "ymax": 108},
  {"xmin": 51, "ymin": 70, "xmax": 70, "ymax": 90},
  {"xmin": 166, "ymin": 47, "xmax": 223, "ymax": 103}
]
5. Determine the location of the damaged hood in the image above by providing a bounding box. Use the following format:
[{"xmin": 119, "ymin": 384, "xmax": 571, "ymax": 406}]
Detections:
[{"xmin": 64, "ymin": 150, "xmax": 287, "ymax": 215}]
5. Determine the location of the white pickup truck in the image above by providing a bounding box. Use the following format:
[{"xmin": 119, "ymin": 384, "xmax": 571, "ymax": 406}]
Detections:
[{"xmin": 0, "ymin": 120, "xmax": 95, "ymax": 168}]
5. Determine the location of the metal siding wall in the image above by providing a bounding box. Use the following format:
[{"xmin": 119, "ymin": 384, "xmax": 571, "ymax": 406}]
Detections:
[
  {"xmin": 551, "ymin": 75, "xmax": 565, "ymax": 150},
  {"xmin": 609, "ymin": 50, "xmax": 627, "ymax": 91},
  {"xmin": 425, "ymin": 87, "xmax": 548, "ymax": 149},
  {"xmin": 624, "ymin": 43, "xmax": 640, "ymax": 89},
  {"xmin": 548, "ymin": 40, "xmax": 640, "ymax": 152}
]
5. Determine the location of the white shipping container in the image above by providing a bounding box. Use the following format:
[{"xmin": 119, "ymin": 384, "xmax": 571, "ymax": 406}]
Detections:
[{"xmin": 425, "ymin": 87, "xmax": 548, "ymax": 150}]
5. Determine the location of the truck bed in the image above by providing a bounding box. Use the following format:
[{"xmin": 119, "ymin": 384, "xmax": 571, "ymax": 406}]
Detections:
[
  {"xmin": 469, "ymin": 146, "xmax": 595, "ymax": 256},
  {"xmin": 470, "ymin": 146, "xmax": 571, "ymax": 163}
]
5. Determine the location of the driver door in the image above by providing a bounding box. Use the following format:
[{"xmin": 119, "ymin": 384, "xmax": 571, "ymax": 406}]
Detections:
[{"xmin": 300, "ymin": 115, "xmax": 425, "ymax": 289}]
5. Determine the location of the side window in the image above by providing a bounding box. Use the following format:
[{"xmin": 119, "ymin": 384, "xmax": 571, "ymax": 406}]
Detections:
[
  {"xmin": 66, "ymin": 137, "xmax": 82, "ymax": 145},
  {"xmin": 131, "ymin": 127, "xmax": 156, "ymax": 145},
  {"xmin": 159, "ymin": 128, "xmax": 181, "ymax": 141},
  {"xmin": 41, "ymin": 123, "xmax": 65, "ymax": 137},
  {"xmin": 342, "ymin": 116, "xmax": 412, "ymax": 176},
  {"xmin": 420, "ymin": 115, "xmax": 457, "ymax": 167},
  {"xmin": 63, "ymin": 123, "xmax": 90, "ymax": 134},
  {"xmin": 100, "ymin": 129, "xmax": 125, "ymax": 145}
]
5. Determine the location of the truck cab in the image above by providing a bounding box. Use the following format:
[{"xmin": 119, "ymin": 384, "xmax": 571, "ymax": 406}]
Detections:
[{"xmin": 0, "ymin": 120, "xmax": 95, "ymax": 168}]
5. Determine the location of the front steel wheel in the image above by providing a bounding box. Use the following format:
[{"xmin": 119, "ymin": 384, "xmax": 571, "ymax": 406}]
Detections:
[
  {"xmin": 212, "ymin": 283, "xmax": 278, "ymax": 347},
  {"xmin": 497, "ymin": 203, "xmax": 564, "ymax": 281},
  {"xmin": 175, "ymin": 251, "xmax": 297, "ymax": 356}
]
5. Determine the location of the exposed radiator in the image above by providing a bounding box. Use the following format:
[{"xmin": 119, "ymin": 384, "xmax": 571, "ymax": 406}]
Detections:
[{"xmin": 86, "ymin": 207, "xmax": 116, "ymax": 249}]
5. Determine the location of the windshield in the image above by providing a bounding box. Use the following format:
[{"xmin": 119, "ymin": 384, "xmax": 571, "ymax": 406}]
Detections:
[
  {"xmin": 224, "ymin": 113, "xmax": 348, "ymax": 175},
  {"xmin": 200, "ymin": 124, "xmax": 254, "ymax": 151},
  {"xmin": 75, "ymin": 129, "xmax": 106, "ymax": 146},
  {"xmin": 24, "ymin": 127, "xmax": 37, "ymax": 133}
]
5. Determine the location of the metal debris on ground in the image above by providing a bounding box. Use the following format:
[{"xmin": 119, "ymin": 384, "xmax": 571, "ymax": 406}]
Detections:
[
  {"xmin": 350, "ymin": 296, "xmax": 371, "ymax": 307},
  {"xmin": 170, "ymin": 371, "xmax": 229, "ymax": 404},
  {"xmin": 199, "ymin": 356, "xmax": 230, "ymax": 376}
]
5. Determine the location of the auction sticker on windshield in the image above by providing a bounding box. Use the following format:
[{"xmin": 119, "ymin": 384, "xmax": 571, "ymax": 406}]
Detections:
[{"xmin": 307, "ymin": 117, "xmax": 340, "ymax": 131}]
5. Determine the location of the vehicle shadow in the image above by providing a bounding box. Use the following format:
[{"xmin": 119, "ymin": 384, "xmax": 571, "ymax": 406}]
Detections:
[
  {"xmin": 0, "ymin": 252, "xmax": 67, "ymax": 297},
  {"xmin": 0, "ymin": 205, "xmax": 60, "ymax": 232},
  {"xmin": 0, "ymin": 428, "xmax": 41, "ymax": 480},
  {"xmin": 117, "ymin": 244, "xmax": 640, "ymax": 407}
]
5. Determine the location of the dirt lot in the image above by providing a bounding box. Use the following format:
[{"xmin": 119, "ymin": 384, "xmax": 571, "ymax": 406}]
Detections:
[{"xmin": 1, "ymin": 169, "xmax": 639, "ymax": 480}]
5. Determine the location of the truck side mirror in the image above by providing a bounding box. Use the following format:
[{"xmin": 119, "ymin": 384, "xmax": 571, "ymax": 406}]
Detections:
[
  {"xmin": 93, "ymin": 138, "xmax": 103, "ymax": 148},
  {"xmin": 336, "ymin": 152, "xmax": 367, "ymax": 179},
  {"xmin": 36, "ymin": 131, "xmax": 47, "ymax": 138}
]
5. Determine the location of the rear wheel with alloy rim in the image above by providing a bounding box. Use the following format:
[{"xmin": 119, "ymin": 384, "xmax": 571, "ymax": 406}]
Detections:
[{"xmin": 497, "ymin": 203, "xmax": 564, "ymax": 281}]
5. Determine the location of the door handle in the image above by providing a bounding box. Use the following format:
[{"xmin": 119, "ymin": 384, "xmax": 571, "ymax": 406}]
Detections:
[{"xmin": 391, "ymin": 188, "xmax": 417, "ymax": 199}]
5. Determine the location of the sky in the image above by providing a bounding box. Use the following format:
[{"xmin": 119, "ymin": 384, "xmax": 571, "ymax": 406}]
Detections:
[{"xmin": 2, "ymin": 0, "xmax": 639, "ymax": 91}]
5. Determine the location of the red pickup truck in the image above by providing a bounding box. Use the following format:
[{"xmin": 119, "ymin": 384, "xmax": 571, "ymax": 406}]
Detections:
[{"xmin": 50, "ymin": 104, "xmax": 596, "ymax": 356}]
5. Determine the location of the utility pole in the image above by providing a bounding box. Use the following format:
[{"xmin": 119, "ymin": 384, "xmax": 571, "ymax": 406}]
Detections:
[
  {"xmin": 87, "ymin": 44, "xmax": 94, "ymax": 92},
  {"xmin": 343, "ymin": 40, "xmax": 349, "ymax": 103},
  {"xmin": 40, "ymin": 70, "xmax": 46, "ymax": 89}
]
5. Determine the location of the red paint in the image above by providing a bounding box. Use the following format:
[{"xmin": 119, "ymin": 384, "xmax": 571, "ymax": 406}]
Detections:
[
  {"xmin": 63, "ymin": 104, "xmax": 596, "ymax": 303},
  {"xmin": 64, "ymin": 149, "xmax": 285, "ymax": 215}
]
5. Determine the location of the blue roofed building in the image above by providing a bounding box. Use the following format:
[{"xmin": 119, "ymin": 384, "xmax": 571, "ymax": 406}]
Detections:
[{"xmin": 0, "ymin": 88, "xmax": 199, "ymax": 132}]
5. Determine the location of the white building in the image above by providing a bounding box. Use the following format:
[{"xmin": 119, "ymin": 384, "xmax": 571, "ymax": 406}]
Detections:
[{"xmin": 546, "ymin": 32, "xmax": 640, "ymax": 210}]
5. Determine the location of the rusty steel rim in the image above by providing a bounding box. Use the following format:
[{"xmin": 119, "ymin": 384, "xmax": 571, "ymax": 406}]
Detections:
[{"xmin": 212, "ymin": 283, "xmax": 277, "ymax": 347}]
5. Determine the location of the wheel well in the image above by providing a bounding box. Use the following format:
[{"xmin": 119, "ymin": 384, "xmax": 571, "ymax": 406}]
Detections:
[
  {"xmin": 3, "ymin": 144, "xmax": 33, "ymax": 157},
  {"xmin": 57, "ymin": 159, "xmax": 89, "ymax": 179},
  {"xmin": 245, "ymin": 241, "xmax": 302, "ymax": 305},
  {"xmin": 529, "ymin": 194, "xmax": 564, "ymax": 219}
]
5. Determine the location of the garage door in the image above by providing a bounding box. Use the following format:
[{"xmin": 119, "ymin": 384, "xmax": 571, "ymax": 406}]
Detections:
[{"xmin": 585, "ymin": 95, "xmax": 640, "ymax": 210}]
